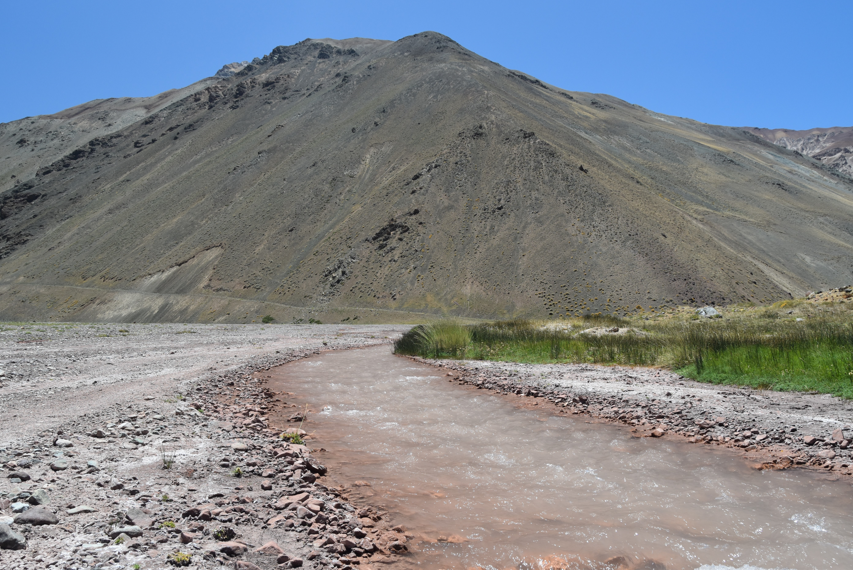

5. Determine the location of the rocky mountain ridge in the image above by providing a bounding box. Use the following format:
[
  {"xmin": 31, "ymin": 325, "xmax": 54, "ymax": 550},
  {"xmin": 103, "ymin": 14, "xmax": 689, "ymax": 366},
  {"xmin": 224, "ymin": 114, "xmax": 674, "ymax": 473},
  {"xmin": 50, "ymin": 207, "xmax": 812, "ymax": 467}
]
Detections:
[{"xmin": 0, "ymin": 32, "xmax": 851, "ymax": 323}]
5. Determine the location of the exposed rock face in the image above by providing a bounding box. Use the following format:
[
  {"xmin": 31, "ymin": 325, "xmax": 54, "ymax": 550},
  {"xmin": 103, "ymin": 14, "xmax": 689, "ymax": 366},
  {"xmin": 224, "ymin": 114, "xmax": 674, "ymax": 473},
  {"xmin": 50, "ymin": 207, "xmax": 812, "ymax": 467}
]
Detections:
[
  {"xmin": 747, "ymin": 126, "xmax": 853, "ymax": 177},
  {"xmin": 215, "ymin": 61, "xmax": 249, "ymax": 78},
  {"xmin": 0, "ymin": 32, "xmax": 851, "ymax": 323}
]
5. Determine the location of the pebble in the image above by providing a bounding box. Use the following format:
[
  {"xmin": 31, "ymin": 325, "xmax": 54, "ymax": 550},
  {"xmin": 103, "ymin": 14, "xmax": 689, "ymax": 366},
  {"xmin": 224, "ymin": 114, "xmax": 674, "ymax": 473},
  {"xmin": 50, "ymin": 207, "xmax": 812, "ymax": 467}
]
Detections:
[
  {"xmin": 6, "ymin": 471, "xmax": 30, "ymax": 481},
  {"xmin": 215, "ymin": 541, "xmax": 249, "ymax": 556},
  {"xmin": 54, "ymin": 438, "xmax": 74, "ymax": 448},
  {"xmin": 108, "ymin": 525, "xmax": 143, "ymax": 538},
  {"xmin": 0, "ymin": 523, "xmax": 26, "ymax": 550},
  {"xmin": 14, "ymin": 506, "xmax": 59, "ymax": 525},
  {"xmin": 67, "ymin": 505, "xmax": 96, "ymax": 515},
  {"xmin": 49, "ymin": 458, "xmax": 69, "ymax": 471},
  {"xmin": 27, "ymin": 489, "xmax": 49, "ymax": 505},
  {"xmin": 10, "ymin": 502, "xmax": 30, "ymax": 513}
]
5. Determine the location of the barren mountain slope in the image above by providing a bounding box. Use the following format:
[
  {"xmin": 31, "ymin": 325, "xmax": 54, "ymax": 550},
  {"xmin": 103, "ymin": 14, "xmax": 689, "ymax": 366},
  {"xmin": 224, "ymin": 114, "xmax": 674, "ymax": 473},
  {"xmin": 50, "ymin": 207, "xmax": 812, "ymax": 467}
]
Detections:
[
  {"xmin": 748, "ymin": 126, "xmax": 853, "ymax": 178},
  {"xmin": 0, "ymin": 32, "xmax": 851, "ymax": 323},
  {"xmin": 0, "ymin": 76, "xmax": 231, "ymax": 195}
]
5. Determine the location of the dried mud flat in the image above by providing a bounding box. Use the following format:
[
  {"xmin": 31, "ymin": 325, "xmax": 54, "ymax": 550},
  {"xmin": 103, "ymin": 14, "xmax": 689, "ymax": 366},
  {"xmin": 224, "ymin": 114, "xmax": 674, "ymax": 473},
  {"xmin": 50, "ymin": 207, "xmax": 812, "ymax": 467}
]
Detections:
[{"xmin": 0, "ymin": 323, "xmax": 408, "ymax": 570}]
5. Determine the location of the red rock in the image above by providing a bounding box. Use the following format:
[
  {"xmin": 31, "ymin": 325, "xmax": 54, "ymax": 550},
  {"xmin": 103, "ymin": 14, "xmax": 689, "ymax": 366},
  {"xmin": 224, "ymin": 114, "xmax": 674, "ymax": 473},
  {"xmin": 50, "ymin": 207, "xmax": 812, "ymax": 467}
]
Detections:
[
  {"xmin": 755, "ymin": 434, "xmax": 768, "ymax": 442},
  {"xmin": 199, "ymin": 509, "xmax": 212, "ymax": 521},
  {"xmin": 296, "ymin": 506, "xmax": 313, "ymax": 519},
  {"xmin": 803, "ymin": 436, "xmax": 818, "ymax": 446},
  {"xmin": 261, "ymin": 482, "xmax": 273, "ymax": 491},
  {"xmin": 217, "ymin": 541, "xmax": 248, "ymax": 556},
  {"xmin": 832, "ymin": 428, "xmax": 846, "ymax": 442},
  {"xmin": 649, "ymin": 428, "xmax": 665, "ymax": 438},
  {"xmin": 267, "ymin": 514, "xmax": 288, "ymax": 526},
  {"xmin": 277, "ymin": 553, "xmax": 291, "ymax": 564},
  {"xmin": 254, "ymin": 541, "xmax": 285, "ymax": 555},
  {"xmin": 818, "ymin": 449, "xmax": 836, "ymax": 459},
  {"xmin": 179, "ymin": 531, "xmax": 197, "ymax": 544}
]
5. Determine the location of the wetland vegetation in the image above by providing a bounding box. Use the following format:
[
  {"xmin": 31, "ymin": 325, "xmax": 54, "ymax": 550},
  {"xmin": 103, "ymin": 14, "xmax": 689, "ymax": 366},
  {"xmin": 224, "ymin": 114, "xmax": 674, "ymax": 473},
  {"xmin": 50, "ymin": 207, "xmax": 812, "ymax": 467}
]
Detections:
[{"xmin": 395, "ymin": 297, "xmax": 853, "ymax": 398}]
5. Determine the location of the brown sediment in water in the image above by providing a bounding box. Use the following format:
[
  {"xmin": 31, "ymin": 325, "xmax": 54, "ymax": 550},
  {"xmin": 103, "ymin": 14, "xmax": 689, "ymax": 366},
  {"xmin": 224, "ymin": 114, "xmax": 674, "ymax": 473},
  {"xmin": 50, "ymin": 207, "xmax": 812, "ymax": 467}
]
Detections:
[
  {"xmin": 263, "ymin": 345, "xmax": 853, "ymax": 570},
  {"xmin": 414, "ymin": 357, "xmax": 853, "ymax": 482}
]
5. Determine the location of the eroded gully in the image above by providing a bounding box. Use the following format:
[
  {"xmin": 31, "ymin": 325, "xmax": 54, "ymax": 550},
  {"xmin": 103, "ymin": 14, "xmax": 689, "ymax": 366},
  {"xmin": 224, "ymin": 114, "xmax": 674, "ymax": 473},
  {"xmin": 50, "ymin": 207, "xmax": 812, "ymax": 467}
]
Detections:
[{"xmin": 268, "ymin": 345, "xmax": 853, "ymax": 570}]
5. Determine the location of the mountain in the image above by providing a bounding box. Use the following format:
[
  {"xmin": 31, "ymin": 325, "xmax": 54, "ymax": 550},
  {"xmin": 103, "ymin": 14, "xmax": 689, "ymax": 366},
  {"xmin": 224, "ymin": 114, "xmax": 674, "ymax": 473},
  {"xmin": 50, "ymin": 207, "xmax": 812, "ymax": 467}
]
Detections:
[
  {"xmin": 0, "ymin": 32, "xmax": 851, "ymax": 324},
  {"xmin": 747, "ymin": 126, "xmax": 853, "ymax": 178}
]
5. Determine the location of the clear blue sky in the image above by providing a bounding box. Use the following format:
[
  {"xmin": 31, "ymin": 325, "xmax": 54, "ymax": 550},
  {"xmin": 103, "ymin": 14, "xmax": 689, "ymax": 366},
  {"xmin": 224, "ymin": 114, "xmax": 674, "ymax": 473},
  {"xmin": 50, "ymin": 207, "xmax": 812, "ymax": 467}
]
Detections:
[{"xmin": 2, "ymin": 0, "xmax": 850, "ymax": 129}]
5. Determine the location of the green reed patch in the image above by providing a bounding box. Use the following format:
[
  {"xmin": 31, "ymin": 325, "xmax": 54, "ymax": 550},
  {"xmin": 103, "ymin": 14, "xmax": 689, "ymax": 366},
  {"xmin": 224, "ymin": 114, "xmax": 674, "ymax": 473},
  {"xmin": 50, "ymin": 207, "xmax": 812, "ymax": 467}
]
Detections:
[{"xmin": 394, "ymin": 316, "xmax": 853, "ymax": 398}]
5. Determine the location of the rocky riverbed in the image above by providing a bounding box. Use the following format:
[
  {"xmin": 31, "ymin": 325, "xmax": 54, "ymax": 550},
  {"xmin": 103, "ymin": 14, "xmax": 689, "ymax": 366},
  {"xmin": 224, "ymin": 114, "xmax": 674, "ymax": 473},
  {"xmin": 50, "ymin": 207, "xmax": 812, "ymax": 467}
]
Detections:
[
  {"xmin": 0, "ymin": 323, "xmax": 409, "ymax": 570},
  {"xmin": 3, "ymin": 322, "xmax": 853, "ymax": 569},
  {"xmin": 421, "ymin": 357, "xmax": 853, "ymax": 478}
]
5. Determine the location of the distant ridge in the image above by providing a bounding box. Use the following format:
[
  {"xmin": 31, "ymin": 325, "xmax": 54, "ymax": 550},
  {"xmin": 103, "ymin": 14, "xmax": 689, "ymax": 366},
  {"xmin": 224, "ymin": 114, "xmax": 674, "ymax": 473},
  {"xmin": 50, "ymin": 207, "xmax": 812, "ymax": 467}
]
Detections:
[{"xmin": 746, "ymin": 126, "xmax": 853, "ymax": 177}]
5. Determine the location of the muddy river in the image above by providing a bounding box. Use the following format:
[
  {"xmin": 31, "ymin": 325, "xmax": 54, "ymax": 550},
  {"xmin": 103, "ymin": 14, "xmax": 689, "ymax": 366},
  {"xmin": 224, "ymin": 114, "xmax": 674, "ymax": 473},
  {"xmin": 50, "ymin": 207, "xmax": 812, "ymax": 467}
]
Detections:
[{"xmin": 269, "ymin": 346, "xmax": 853, "ymax": 570}]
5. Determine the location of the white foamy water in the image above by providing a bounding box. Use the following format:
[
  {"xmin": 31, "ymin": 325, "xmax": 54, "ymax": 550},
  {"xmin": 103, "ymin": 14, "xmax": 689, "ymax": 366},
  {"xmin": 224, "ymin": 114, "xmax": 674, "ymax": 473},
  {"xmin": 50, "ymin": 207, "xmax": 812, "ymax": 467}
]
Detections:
[{"xmin": 270, "ymin": 346, "xmax": 853, "ymax": 570}]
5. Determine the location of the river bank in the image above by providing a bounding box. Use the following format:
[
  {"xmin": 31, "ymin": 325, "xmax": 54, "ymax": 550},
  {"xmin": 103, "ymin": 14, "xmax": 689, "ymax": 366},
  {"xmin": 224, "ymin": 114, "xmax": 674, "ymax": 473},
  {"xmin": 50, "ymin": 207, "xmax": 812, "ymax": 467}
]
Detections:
[
  {"xmin": 417, "ymin": 356, "xmax": 853, "ymax": 479},
  {"xmin": 0, "ymin": 323, "xmax": 409, "ymax": 569}
]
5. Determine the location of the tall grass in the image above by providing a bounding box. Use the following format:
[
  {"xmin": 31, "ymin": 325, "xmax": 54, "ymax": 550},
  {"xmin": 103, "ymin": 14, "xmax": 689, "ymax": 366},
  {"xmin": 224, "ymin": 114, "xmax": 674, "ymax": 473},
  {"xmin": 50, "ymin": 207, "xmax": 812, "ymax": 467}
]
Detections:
[
  {"xmin": 394, "ymin": 316, "xmax": 853, "ymax": 398},
  {"xmin": 394, "ymin": 321, "xmax": 472, "ymax": 358}
]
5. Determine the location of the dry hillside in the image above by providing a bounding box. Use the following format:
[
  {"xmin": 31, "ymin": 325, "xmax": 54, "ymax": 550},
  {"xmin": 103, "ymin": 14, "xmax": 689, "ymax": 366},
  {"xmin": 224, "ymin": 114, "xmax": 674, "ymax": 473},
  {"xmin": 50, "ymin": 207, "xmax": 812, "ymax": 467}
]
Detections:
[{"xmin": 0, "ymin": 32, "xmax": 851, "ymax": 323}]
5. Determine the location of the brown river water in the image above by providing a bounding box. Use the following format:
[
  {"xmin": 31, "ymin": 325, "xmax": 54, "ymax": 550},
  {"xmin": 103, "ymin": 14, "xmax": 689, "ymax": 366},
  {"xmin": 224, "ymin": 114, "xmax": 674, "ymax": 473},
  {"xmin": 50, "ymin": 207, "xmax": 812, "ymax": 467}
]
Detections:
[{"xmin": 268, "ymin": 345, "xmax": 853, "ymax": 570}]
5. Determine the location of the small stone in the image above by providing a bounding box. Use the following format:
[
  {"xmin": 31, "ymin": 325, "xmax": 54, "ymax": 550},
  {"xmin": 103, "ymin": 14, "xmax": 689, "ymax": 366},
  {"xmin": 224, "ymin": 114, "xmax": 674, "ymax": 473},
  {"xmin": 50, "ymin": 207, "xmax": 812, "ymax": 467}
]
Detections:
[
  {"xmin": 217, "ymin": 541, "xmax": 248, "ymax": 556},
  {"xmin": 296, "ymin": 506, "xmax": 313, "ymax": 519},
  {"xmin": 6, "ymin": 471, "xmax": 30, "ymax": 482},
  {"xmin": 261, "ymin": 482, "xmax": 273, "ymax": 491},
  {"xmin": 277, "ymin": 553, "xmax": 291, "ymax": 564},
  {"xmin": 14, "ymin": 507, "xmax": 59, "ymax": 525},
  {"xmin": 49, "ymin": 459, "xmax": 69, "ymax": 471},
  {"xmin": 754, "ymin": 434, "xmax": 768, "ymax": 442},
  {"xmin": 86, "ymin": 460, "xmax": 100, "ymax": 471},
  {"xmin": 90, "ymin": 429, "xmax": 106, "ymax": 438},
  {"xmin": 254, "ymin": 541, "xmax": 285, "ymax": 555},
  {"xmin": 180, "ymin": 531, "xmax": 197, "ymax": 544},
  {"xmin": 289, "ymin": 557, "xmax": 304, "ymax": 567},
  {"xmin": 235, "ymin": 562, "xmax": 262, "ymax": 570},
  {"xmin": 54, "ymin": 439, "xmax": 74, "ymax": 448},
  {"xmin": 649, "ymin": 428, "xmax": 665, "ymax": 438},
  {"xmin": 818, "ymin": 449, "xmax": 836, "ymax": 460},
  {"xmin": 10, "ymin": 503, "xmax": 30, "ymax": 513},
  {"xmin": 27, "ymin": 489, "xmax": 49, "ymax": 505},
  {"xmin": 803, "ymin": 436, "xmax": 818, "ymax": 446},
  {"xmin": 108, "ymin": 525, "xmax": 143, "ymax": 538},
  {"xmin": 0, "ymin": 523, "xmax": 26, "ymax": 550},
  {"xmin": 67, "ymin": 506, "xmax": 96, "ymax": 515},
  {"xmin": 127, "ymin": 508, "xmax": 154, "ymax": 529},
  {"xmin": 231, "ymin": 443, "xmax": 249, "ymax": 451},
  {"xmin": 832, "ymin": 428, "xmax": 846, "ymax": 442}
]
